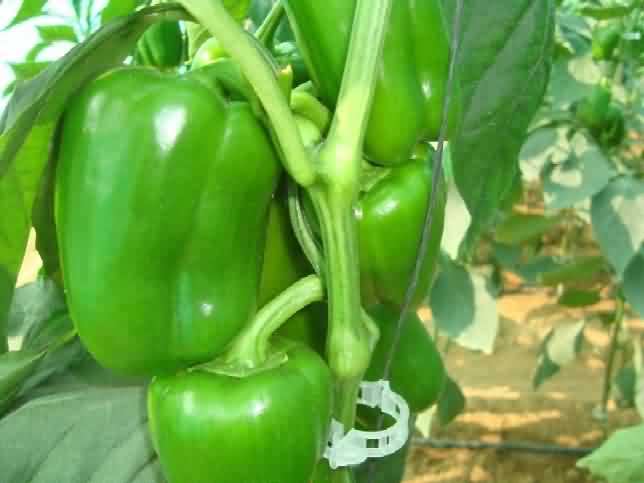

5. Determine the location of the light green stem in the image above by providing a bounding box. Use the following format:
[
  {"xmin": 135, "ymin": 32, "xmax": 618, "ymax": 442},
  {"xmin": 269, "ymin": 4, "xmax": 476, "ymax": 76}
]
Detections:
[
  {"xmin": 255, "ymin": 1, "xmax": 284, "ymax": 47},
  {"xmin": 178, "ymin": 0, "xmax": 315, "ymax": 187},
  {"xmin": 310, "ymin": 1, "xmax": 392, "ymax": 481},
  {"xmin": 227, "ymin": 275, "xmax": 324, "ymax": 369}
]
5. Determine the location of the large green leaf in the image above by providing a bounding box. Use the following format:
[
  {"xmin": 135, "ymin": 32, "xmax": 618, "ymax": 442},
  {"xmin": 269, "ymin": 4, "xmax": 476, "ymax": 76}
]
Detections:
[
  {"xmin": 542, "ymin": 145, "xmax": 616, "ymax": 209},
  {"xmin": 37, "ymin": 25, "xmax": 78, "ymax": 43},
  {"xmin": 580, "ymin": 4, "xmax": 637, "ymax": 20},
  {"xmin": 591, "ymin": 176, "xmax": 644, "ymax": 276},
  {"xmin": 533, "ymin": 319, "xmax": 585, "ymax": 388},
  {"xmin": 3, "ymin": 0, "xmax": 48, "ymax": 29},
  {"xmin": 494, "ymin": 212, "xmax": 561, "ymax": 245},
  {"xmin": 577, "ymin": 424, "xmax": 644, "ymax": 482},
  {"xmin": 0, "ymin": 3, "xmax": 190, "ymax": 354},
  {"xmin": 0, "ymin": 387, "xmax": 165, "ymax": 483},
  {"xmin": 8, "ymin": 278, "xmax": 66, "ymax": 336},
  {"xmin": 447, "ymin": 0, "xmax": 555, "ymax": 255},
  {"xmin": 437, "ymin": 375, "xmax": 466, "ymax": 426},
  {"xmin": 431, "ymin": 256, "xmax": 498, "ymax": 354},
  {"xmin": 101, "ymin": 0, "xmax": 146, "ymax": 24},
  {"xmin": 623, "ymin": 247, "xmax": 644, "ymax": 317}
]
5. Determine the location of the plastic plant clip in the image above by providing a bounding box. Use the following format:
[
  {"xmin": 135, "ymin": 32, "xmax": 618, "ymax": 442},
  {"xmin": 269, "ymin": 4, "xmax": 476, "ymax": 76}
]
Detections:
[{"xmin": 323, "ymin": 380, "xmax": 410, "ymax": 469}]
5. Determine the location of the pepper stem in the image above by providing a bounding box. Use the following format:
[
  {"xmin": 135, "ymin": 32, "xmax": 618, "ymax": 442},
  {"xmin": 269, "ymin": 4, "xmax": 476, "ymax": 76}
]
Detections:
[
  {"xmin": 255, "ymin": 1, "xmax": 285, "ymax": 47},
  {"xmin": 179, "ymin": 0, "xmax": 315, "ymax": 187},
  {"xmin": 224, "ymin": 275, "xmax": 324, "ymax": 371}
]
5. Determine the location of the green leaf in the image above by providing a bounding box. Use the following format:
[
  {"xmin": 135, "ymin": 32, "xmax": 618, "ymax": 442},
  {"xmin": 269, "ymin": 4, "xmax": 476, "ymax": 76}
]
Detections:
[
  {"xmin": 8, "ymin": 278, "xmax": 65, "ymax": 337},
  {"xmin": 431, "ymin": 257, "xmax": 499, "ymax": 354},
  {"xmin": 0, "ymin": 387, "xmax": 165, "ymax": 483},
  {"xmin": 37, "ymin": 25, "xmax": 78, "ymax": 43},
  {"xmin": 577, "ymin": 424, "xmax": 644, "ymax": 482},
  {"xmin": 449, "ymin": 0, "xmax": 555, "ymax": 254},
  {"xmin": 437, "ymin": 375, "xmax": 466, "ymax": 426},
  {"xmin": 101, "ymin": 0, "xmax": 145, "ymax": 24},
  {"xmin": 623, "ymin": 246, "xmax": 644, "ymax": 317},
  {"xmin": 580, "ymin": 5, "xmax": 636, "ymax": 20},
  {"xmin": 538, "ymin": 256, "xmax": 606, "ymax": 286},
  {"xmin": 548, "ymin": 55, "xmax": 601, "ymax": 107},
  {"xmin": 591, "ymin": 176, "xmax": 644, "ymax": 276},
  {"xmin": 557, "ymin": 288, "xmax": 600, "ymax": 307},
  {"xmin": 0, "ymin": 3, "xmax": 190, "ymax": 356},
  {"xmin": 512, "ymin": 255, "xmax": 560, "ymax": 285},
  {"xmin": 494, "ymin": 212, "xmax": 561, "ymax": 245},
  {"xmin": 0, "ymin": 349, "xmax": 46, "ymax": 412},
  {"xmin": 533, "ymin": 320, "xmax": 584, "ymax": 388},
  {"xmin": 613, "ymin": 366, "xmax": 637, "ymax": 408},
  {"xmin": 32, "ymin": 142, "xmax": 61, "ymax": 282},
  {"xmin": 4, "ymin": 0, "xmax": 48, "ymax": 29},
  {"xmin": 9, "ymin": 62, "xmax": 51, "ymax": 81},
  {"xmin": 25, "ymin": 42, "xmax": 51, "ymax": 62},
  {"xmin": 542, "ymin": 146, "xmax": 616, "ymax": 209}
]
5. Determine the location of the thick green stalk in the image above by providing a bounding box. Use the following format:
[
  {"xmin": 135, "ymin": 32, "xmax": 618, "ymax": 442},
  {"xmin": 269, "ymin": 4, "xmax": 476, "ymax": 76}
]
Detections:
[
  {"xmin": 309, "ymin": 2, "xmax": 391, "ymax": 481},
  {"xmin": 225, "ymin": 275, "xmax": 324, "ymax": 370},
  {"xmin": 255, "ymin": 1, "xmax": 284, "ymax": 47},
  {"xmin": 178, "ymin": 0, "xmax": 315, "ymax": 187},
  {"xmin": 600, "ymin": 296, "xmax": 625, "ymax": 417}
]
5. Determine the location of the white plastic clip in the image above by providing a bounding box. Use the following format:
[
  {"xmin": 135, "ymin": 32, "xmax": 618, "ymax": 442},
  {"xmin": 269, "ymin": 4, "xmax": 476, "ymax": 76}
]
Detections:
[{"xmin": 323, "ymin": 380, "xmax": 410, "ymax": 469}]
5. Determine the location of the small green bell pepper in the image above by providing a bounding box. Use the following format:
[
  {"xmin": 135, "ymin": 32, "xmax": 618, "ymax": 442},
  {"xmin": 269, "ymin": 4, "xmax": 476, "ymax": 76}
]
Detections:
[
  {"xmin": 55, "ymin": 63, "xmax": 280, "ymax": 375},
  {"xmin": 147, "ymin": 338, "xmax": 332, "ymax": 483},
  {"xmin": 362, "ymin": 305, "xmax": 446, "ymax": 415}
]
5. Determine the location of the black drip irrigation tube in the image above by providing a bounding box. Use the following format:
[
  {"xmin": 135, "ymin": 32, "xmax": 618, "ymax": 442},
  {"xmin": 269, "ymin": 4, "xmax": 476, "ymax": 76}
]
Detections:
[{"xmin": 413, "ymin": 437, "xmax": 597, "ymax": 457}]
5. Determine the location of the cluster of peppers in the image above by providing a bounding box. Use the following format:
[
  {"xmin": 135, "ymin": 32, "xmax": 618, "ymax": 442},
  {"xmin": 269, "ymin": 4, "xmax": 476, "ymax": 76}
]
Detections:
[{"xmin": 54, "ymin": 1, "xmax": 456, "ymax": 482}]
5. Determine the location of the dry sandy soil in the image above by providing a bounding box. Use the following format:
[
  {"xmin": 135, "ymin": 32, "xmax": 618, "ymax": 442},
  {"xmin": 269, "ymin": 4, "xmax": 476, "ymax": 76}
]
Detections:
[{"xmin": 405, "ymin": 284, "xmax": 643, "ymax": 483}]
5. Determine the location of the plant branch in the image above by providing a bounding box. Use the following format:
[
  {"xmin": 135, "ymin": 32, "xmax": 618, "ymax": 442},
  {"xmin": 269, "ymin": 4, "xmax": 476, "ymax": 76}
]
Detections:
[{"xmin": 178, "ymin": 0, "xmax": 315, "ymax": 187}]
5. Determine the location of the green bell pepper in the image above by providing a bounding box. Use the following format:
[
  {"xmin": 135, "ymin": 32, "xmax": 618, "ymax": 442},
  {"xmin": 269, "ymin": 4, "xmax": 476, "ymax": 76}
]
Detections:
[
  {"xmin": 575, "ymin": 84, "xmax": 611, "ymax": 131},
  {"xmin": 55, "ymin": 63, "xmax": 280, "ymax": 375},
  {"xmin": 148, "ymin": 338, "xmax": 332, "ymax": 483},
  {"xmin": 362, "ymin": 305, "xmax": 446, "ymax": 415},
  {"xmin": 592, "ymin": 23, "xmax": 622, "ymax": 61},
  {"xmin": 134, "ymin": 20, "xmax": 184, "ymax": 69},
  {"xmin": 282, "ymin": 0, "xmax": 460, "ymax": 165},
  {"xmin": 358, "ymin": 154, "xmax": 446, "ymax": 309}
]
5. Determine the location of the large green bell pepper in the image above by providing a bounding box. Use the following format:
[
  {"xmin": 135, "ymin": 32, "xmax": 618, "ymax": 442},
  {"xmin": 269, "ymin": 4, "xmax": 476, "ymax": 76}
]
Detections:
[
  {"xmin": 55, "ymin": 64, "xmax": 280, "ymax": 375},
  {"xmin": 358, "ymin": 154, "xmax": 446, "ymax": 309},
  {"xmin": 148, "ymin": 338, "xmax": 332, "ymax": 483},
  {"xmin": 282, "ymin": 0, "xmax": 459, "ymax": 165}
]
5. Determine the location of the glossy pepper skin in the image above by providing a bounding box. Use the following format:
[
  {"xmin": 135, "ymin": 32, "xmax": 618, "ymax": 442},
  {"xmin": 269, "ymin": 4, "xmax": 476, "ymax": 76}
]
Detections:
[
  {"xmin": 55, "ymin": 65, "xmax": 280, "ymax": 375},
  {"xmin": 147, "ymin": 338, "xmax": 332, "ymax": 483},
  {"xmin": 282, "ymin": 0, "xmax": 459, "ymax": 165},
  {"xmin": 135, "ymin": 21, "xmax": 184, "ymax": 69},
  {"xmin": 362, "ymin": 305, "xmax": 446, "ymax": 415},
  {"xmin": 357, "ymin": 156, "xmax": 446, "ymax": 310}
]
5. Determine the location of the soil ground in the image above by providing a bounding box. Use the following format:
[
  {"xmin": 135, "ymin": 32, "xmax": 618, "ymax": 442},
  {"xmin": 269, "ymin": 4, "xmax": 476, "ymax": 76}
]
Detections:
[
  {"xmin": 16, "ymin": 233, "xmax": 644, "ymax": 483},
  {"xmin": 405, "ymin": 278, "xmax": 643, "ymax": 483}
]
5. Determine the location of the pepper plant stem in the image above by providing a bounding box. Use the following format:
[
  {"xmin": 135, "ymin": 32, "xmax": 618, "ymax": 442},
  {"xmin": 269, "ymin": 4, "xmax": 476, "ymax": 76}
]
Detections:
[
  {"xmin": 255, "ymin": 1, "xmax": 284, "ymax": 47},
  {"xmin": 600, "ymin": 296, "xmax": 625, "ymax": 417},
  {"xmin": 226, "ymin": 275, "xmax": 324, "ymax": 370},
  {"xmin": 309, "ymin": 2, "xmax": 391, "ymax": 481},
  {"xmin": 178, "ymin": 0, "xmax": 315, "ymax": 187}
]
